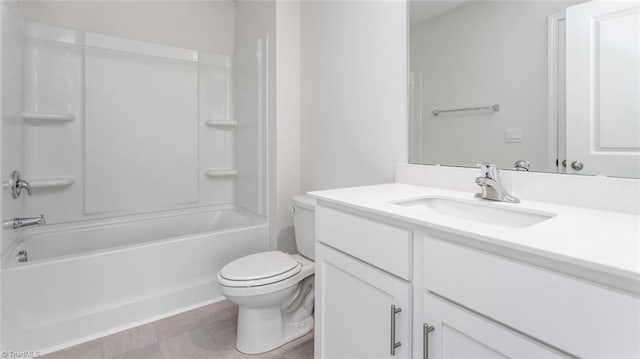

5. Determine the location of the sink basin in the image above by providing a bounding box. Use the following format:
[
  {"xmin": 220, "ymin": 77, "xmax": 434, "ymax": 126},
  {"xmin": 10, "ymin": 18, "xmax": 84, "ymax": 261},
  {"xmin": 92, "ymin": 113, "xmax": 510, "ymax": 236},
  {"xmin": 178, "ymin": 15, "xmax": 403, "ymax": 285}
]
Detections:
[{"xmin": 391, "ymin": 196, "xmax": 555, "ymax": 228}]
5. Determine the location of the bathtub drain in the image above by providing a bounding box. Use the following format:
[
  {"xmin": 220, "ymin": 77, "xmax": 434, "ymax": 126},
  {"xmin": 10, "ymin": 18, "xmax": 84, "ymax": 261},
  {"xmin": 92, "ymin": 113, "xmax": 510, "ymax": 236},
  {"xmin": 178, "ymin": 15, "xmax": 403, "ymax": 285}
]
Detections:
[{"xmin": 16, "ymin": 250, "xmax": 28, "ymax": 262}]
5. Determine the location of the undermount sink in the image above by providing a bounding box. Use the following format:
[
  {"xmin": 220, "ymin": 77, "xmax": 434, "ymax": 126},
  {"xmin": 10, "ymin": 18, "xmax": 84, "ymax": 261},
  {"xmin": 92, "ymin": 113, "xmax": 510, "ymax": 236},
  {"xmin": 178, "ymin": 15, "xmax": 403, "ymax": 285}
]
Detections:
[{"xmin": 391, "ymin": 196, "xmax": 556, "ymax": 228}]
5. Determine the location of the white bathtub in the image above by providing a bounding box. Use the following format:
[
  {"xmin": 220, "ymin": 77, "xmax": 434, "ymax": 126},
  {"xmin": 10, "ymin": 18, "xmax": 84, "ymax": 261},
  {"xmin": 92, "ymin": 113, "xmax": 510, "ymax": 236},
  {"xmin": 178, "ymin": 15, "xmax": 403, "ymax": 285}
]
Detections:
[{"xmin": 1, "ymin": 206, "xmax": 268, "ymax": 354}]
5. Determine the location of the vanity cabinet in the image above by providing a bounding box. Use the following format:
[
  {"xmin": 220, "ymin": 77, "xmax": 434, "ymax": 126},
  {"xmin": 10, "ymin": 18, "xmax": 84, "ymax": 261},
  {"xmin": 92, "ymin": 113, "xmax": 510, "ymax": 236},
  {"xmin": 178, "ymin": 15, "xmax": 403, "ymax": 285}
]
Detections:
[{"xmin": 314, "ymin": 202, "xmax": 640, "ymax": 359}]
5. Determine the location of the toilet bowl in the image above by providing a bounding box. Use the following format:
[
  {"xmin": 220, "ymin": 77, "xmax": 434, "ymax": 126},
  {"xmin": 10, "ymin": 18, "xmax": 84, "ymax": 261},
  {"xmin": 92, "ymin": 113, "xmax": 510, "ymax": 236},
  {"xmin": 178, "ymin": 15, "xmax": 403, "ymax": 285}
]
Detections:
[{"xmin": 217, "ymin": 195, "xmax": 316, "ymax": 354}]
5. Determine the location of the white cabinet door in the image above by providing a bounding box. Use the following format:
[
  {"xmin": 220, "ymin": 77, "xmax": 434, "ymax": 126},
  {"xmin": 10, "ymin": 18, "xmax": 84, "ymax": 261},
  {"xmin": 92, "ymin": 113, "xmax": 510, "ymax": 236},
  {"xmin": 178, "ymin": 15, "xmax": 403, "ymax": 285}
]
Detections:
[
  {"xmin": 566, "ymin": 0, "xmax": 640, "ymax": 177},
  {"xmin": 422, "ymin": 294, "xmax": 565, "ymax": 359},
  {"xmin": 315, "ymin": 243, "xmax": 411, "ymax": 359}
]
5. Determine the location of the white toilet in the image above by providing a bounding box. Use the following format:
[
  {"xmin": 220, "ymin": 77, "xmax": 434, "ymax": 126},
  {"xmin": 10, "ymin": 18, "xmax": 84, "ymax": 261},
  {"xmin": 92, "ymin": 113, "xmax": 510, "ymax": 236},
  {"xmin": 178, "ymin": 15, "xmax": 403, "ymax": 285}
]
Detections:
[{"xmin": 217, "ymin": 195, "xmax": 316, "ymax": 354}]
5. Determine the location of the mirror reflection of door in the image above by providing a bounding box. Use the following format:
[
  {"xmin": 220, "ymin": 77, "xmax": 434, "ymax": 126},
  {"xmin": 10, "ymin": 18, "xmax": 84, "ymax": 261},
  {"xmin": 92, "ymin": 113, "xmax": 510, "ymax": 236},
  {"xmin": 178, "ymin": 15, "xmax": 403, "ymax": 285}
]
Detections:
[
  {"xmin": 566, "ymin": 1, "xmax": 640, "ymax": 177},
  {"xmin": 408, "ymin": 0, "xmax": 640, "ymax": 179}
]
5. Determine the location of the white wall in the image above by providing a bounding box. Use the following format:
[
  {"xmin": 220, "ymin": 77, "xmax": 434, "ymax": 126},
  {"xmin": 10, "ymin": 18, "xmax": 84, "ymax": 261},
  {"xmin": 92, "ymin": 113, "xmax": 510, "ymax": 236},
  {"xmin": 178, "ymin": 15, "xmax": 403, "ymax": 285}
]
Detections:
[
  {"xmin": 410, "ymin": 1, "xmax": 578, "ymax": 171},
  {"xmin": 18, "ymin": 0, "xmax": 235, "ymax": 55},
  {"xmin": 300, "ymin": 0, "xmax": 408, "ymax": 192},
  {"xmin": 273, "ymin": 0, "xmax": 301, "ymax": 252}
]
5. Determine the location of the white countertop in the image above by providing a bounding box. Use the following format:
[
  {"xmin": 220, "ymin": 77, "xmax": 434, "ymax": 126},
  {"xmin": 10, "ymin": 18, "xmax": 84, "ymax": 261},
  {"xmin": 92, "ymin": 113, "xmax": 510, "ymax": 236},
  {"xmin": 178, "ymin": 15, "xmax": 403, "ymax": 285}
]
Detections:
[{"xmin": 309, "ymin": 183, "xmax": 640, "ymax": 293}]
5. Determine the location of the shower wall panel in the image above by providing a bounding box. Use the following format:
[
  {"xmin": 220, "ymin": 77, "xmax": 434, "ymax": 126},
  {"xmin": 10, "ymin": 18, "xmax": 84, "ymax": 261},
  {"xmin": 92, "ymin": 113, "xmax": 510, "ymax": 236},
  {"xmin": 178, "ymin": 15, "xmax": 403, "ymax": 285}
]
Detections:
[
  {"xmin": 84, "ymin": 39, "xmax": 199, "ymax": 213},
  {"xmin": 22, "ymin": 23, "xmax": 236, "ymax": 224}
]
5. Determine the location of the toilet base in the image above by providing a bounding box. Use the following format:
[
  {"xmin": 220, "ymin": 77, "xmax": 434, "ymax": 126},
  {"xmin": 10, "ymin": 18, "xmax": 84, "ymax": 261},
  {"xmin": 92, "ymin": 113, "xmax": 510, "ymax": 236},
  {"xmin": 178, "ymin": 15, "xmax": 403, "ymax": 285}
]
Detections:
[
  {"xmin": 235, "ymin": 306, "xmax": 314, "ymax": 355},
  {"xmin": 235, "ymin": 276, "xmax": 315, "ymax": 355},
  {"xmin": 282, "ymin": 311, "xmax": 314, "ymax": 344}
]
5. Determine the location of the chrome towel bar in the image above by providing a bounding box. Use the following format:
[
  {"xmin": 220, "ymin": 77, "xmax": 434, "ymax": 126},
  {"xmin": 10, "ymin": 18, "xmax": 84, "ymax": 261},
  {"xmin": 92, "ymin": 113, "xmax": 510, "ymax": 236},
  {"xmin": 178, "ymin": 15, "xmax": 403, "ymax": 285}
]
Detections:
[{"xmin": 432, "ymin": 104, "xmax": 500, "ymax": 116}]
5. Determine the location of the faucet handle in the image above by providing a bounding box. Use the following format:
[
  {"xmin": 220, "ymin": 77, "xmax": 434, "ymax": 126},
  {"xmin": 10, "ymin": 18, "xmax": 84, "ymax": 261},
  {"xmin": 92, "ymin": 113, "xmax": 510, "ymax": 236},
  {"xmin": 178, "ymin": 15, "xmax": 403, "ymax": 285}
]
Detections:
[
  {"xmin": 477, "ymin": 163, "xmax": 499, "ymax": 179},
  {"xmin": 513, "ymin": 160, "xmax": 531, "ymax": 172},
  {"xmin": 8, "ymin": 171, "xmax": 32, "ymax": 198},
  {"xmin": 18, "ymin": 179, "xmax": 32, "ymax": 196}
]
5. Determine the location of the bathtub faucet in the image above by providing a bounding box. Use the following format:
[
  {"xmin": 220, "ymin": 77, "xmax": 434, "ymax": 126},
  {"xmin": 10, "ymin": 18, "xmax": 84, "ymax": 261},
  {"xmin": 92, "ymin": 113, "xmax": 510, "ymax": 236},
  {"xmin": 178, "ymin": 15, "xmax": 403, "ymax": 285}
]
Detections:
[{"xmin": 4, "ymin": 215, "xmax": 46, "ymax": 230}]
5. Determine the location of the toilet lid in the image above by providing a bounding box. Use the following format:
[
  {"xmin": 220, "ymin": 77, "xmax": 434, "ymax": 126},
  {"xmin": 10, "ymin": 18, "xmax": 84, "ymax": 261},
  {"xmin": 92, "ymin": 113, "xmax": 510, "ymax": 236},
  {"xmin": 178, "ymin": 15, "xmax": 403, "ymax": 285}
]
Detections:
[{"xmin": 219, "ymin": 251, "xmax": 300, "ymax": 282}]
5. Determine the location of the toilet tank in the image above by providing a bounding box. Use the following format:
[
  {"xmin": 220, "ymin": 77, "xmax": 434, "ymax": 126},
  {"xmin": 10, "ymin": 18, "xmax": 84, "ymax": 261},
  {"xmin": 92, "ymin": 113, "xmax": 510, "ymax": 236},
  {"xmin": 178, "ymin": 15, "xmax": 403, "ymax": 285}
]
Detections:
[{"xmin": 292, "ymin": 195, "xmax": 316, "ymax": 260}]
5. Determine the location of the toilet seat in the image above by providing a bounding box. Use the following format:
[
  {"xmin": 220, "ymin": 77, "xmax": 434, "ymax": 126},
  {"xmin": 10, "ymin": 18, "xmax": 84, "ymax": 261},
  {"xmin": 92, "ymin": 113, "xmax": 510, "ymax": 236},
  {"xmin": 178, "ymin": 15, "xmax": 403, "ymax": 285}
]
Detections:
[{"xmin": 218, "ymin": 251, "xmax": 303, "ymax": 288}]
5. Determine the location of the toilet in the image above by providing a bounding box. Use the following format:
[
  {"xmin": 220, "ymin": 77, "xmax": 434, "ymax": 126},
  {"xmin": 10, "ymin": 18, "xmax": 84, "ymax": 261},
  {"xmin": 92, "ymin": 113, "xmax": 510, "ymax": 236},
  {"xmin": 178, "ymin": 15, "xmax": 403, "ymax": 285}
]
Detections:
[{"xmin": 217, "ymin": 195, "xmax": 316, "ymax": 354}]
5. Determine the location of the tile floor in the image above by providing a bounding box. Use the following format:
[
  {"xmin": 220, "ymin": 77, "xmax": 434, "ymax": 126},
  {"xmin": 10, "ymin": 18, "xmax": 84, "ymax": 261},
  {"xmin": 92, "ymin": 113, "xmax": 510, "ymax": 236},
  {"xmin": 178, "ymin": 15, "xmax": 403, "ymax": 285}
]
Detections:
[{"xmin": 42, "ymin": 300, "xmax": 314, "ymax": 359}]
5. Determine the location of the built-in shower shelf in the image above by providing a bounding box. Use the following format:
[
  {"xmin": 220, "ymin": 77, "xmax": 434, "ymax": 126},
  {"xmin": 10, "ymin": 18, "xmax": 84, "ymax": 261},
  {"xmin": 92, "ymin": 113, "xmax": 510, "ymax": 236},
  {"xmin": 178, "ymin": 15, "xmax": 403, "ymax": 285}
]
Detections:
[
  {"xmin": 28, "ymin": 176, "xmax": 76, "ymax": 189},
  {"xmin": 23, "ymin": 112, "xmax": 75, "ymax": 124},
  {"xmin": 204, "ymin": 169, "xmax": 238, "ymax": 177},
  {"xmin": 204, "ymin": 120, "xmax": 237, "ymax": 128}
]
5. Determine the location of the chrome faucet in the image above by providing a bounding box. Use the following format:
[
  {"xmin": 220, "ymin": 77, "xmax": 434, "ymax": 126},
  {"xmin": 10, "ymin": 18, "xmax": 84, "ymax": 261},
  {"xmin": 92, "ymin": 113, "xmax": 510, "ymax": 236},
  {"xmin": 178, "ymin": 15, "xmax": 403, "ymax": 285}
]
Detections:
[
  {"xmin": 7, "ymin": 171, "xmax": 32, "ymax": 198},
  {"xmin": 4, "ymin": 215, "xmax": 46, "ymax": 229},
  {"xmin": 513, "ymin": 160, "xmax": 531, "ymax": 172},
  {"xmin": 475, "ymin": 163, "xmax": 519, "ymax": 203}
]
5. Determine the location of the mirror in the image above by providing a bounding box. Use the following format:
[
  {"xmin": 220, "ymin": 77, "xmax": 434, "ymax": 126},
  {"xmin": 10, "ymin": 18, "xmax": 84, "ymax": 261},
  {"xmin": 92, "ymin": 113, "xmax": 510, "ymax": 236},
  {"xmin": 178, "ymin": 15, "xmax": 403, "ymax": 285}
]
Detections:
[{"xmin": 408, "ymin": 0, "xmax": 640, "ymax": 178}]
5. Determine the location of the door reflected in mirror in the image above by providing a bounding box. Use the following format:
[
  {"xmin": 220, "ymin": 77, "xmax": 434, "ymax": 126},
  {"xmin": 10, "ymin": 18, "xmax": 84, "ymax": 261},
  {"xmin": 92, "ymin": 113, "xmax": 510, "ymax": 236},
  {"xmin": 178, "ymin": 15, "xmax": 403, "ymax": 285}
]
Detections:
[{"xmin": 408, "ymin": 0, "xmax": 640, "ymax": 178}]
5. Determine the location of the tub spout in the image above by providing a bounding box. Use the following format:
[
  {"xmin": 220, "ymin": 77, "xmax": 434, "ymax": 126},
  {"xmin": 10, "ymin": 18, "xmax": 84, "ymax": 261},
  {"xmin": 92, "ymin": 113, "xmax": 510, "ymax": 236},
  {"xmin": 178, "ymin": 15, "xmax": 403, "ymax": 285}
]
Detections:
[{"xmin": 4, "ymin": 215, "xmax": 46, "ymax": 230}]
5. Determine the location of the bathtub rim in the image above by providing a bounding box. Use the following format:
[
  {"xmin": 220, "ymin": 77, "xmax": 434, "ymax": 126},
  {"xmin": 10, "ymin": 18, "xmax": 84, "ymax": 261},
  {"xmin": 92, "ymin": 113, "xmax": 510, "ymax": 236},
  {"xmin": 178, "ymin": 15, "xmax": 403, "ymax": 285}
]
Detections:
[
  {"xmin": 2, "ymin": 204, "xmax": 266, "ymax": 270},
  {"xmin": 18, "ymin": 203, "xmax": 261, "ymax": 237}
]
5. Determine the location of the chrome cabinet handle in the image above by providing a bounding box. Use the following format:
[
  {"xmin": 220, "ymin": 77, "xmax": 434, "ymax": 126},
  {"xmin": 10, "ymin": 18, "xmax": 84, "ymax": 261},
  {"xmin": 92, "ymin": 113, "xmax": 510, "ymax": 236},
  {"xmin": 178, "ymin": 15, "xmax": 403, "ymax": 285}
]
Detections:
[
  {"xmin": 423, "ymin": 323, "xmax": 434, "ymax": 359},
  {"xmin": 390, "ymin": 305, "xmax": 402, "ymax": 355}
]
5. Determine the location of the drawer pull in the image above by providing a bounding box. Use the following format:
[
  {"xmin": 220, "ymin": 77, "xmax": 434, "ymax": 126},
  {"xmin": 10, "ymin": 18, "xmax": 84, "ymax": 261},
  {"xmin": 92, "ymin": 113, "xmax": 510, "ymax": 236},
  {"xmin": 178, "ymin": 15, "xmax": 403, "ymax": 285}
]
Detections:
[
  {"xmin": 390, "ymin": 305, "xmax": 402, "ymax": 355},
  {"xmin": 423, "ymin": 323, "xmax": 435, "ymax": 359}
]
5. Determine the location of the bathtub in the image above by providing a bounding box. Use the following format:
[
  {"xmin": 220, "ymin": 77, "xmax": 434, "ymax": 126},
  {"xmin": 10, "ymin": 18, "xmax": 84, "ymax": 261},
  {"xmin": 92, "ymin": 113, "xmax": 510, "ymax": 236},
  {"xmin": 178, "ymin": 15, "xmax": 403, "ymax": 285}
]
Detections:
[{"xmin": 1, "ymin": 206, "xmax": 268, "ymax": 354}]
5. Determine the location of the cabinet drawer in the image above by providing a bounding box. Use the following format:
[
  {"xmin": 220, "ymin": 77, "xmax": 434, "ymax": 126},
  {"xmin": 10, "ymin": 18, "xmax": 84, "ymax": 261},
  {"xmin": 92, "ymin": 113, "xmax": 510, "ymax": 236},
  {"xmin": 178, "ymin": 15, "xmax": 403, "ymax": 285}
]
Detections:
[
  {"xmin": 424, "ymin": 237, "xmax": 640, "ymax": 358},
  {"xmin": 316, "ymin": 205, "xmax": 412, "ymax": 280}
]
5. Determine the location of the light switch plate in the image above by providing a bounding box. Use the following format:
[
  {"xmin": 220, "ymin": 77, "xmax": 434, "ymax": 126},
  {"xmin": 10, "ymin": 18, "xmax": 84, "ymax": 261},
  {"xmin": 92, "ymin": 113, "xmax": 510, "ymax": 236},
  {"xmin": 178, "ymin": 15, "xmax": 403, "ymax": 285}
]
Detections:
[{"xmin": 504, "ymin": 128, "xmax": 522, "ymax": 143}]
